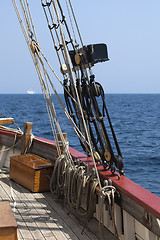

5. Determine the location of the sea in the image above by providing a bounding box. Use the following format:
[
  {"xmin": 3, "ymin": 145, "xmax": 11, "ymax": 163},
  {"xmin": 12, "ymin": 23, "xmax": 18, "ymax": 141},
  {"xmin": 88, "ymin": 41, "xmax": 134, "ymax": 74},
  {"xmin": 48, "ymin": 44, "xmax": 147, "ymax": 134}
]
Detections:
[{"xmin": 0, "ymin": 93, "xmax": 160, "ymax": 197}]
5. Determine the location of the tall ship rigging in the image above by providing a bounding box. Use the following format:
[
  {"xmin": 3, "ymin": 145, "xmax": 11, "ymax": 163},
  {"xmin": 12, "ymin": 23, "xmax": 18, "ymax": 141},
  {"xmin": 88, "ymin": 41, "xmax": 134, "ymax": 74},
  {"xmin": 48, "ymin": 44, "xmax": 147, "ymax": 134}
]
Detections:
[{"xmin": 0, "ymin": 1, "xmax": 159, "ymax": 239}]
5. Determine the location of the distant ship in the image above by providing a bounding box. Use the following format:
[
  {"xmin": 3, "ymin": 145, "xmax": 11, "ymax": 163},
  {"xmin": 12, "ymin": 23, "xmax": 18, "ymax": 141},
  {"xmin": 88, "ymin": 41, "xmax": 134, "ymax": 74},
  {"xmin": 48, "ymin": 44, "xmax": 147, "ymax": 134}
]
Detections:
[
  {"xmin": 0, "ymin": 1, "xmax": 159, "ymax": 240},
  {"xmin": 26, "ymin": 89, "xmax": 35, "ymax": 94}
]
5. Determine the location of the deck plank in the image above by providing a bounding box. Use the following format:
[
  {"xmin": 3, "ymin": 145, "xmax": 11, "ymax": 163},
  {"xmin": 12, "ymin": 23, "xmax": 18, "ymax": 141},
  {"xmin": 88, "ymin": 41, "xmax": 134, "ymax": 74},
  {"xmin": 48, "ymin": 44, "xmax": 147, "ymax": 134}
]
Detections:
[
  {"xmin": 43, "ymin": 192, "xmax": 93, "ymax": 240},
  {"xmin": 0, "ymin": 170, "xmax": 101, "ymax": 240},
  {"xmin": 3, "ymin": 175, "xmax": 56, "ymax": 240},
  {"xmin": 16, "ymin": 183, "xmax": 86, "ymax": 240},
  {"xmin": 14, "ymin": 184, "xmax": 69, "ymax": 240},
  {"xmin": 0, "ymin": 171, "xmax": 36, "ymax": 239}
]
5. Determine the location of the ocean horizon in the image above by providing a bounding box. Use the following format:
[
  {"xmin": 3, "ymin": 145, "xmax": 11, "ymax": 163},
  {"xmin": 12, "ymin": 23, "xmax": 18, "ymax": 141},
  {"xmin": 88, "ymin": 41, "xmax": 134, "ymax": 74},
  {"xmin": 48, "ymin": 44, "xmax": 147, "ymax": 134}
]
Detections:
[{"xmin": 0, "ymin": 93, "xmax": 160, "ymax": 197}]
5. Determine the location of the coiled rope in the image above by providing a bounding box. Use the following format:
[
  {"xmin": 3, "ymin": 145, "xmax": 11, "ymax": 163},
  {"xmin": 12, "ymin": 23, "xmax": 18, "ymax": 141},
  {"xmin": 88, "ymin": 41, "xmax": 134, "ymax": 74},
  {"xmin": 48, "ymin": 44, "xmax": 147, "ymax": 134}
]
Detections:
[
  {"xmin": 99, "ymin": 185, "xmax": 119, "ymax": 240},
  {"xmin": 50, "ymin": 154, "xmax": 99, "ymax": 221},
  {"xmin": 11, "ymin": 1, "xmax": 120, "ymax": 237}
]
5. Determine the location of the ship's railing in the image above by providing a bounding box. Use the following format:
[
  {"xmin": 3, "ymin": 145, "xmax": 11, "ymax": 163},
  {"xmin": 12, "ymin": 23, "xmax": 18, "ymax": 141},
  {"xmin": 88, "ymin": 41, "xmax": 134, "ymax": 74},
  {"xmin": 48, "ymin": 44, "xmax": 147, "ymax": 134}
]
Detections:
[{"xmin": 0, "ymin": 129, "xmax": 160, "ymax": 240}]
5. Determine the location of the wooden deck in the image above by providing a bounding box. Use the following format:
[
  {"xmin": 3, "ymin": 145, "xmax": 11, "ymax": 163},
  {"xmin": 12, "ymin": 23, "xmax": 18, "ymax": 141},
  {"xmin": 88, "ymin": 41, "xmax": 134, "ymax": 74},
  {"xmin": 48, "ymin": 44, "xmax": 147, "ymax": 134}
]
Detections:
[{"xmin": 0, "ymin": 168, "xmax": 113, "ymax": 240}]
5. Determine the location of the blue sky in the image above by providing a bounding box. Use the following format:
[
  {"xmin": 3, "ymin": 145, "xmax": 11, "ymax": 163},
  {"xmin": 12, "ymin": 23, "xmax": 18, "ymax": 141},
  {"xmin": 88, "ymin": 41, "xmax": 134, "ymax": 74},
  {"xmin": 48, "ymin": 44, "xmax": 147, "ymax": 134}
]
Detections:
[{"xmin": 0, "ymin": 1, "xmax": 160, "ymax": 94}]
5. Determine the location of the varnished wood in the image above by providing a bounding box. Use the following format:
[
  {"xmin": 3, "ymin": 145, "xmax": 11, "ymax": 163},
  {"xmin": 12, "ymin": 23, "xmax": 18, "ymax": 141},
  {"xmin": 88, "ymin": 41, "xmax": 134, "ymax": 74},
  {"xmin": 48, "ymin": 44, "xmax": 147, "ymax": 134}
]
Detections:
[
  {"xmin": 10, "ymin": 154, "xmax": 54, "ymax": 192},
  {"xmin": 0, "ymin": 201, "xmax": 18, "ymax": 240},
  {"xmin": 21, "ymin": 122, "xmax": 33, "ymax": 154},
  {"xmin": 0, "ymin": 118, "xmax": 14, "ymax": 125}
]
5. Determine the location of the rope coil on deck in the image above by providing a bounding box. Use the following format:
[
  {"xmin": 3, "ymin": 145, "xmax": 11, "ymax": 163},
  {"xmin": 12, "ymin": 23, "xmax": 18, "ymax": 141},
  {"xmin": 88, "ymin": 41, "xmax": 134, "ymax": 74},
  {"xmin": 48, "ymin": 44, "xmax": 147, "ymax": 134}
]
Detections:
[
  {"xmin": 11, "ymin": 1, "xmax": 121, "ymax": 238},
  {"xmin": 50, "ymin": 154, "xmax": 99, "ymax": 221}
]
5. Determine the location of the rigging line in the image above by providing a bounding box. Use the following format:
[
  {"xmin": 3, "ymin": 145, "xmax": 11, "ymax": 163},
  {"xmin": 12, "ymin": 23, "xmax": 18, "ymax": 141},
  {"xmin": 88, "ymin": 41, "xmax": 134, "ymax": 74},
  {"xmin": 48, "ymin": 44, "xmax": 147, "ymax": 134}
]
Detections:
[
  {"xmin": 12, "ymin": 0, "xmax": 29, "ymax": 44},
  {"xmin": 53, "ymin": 0, "xmax": 85, "ymax": 122},
  {"xmin": 36, "ymin": 45, "xmax": 92, "ymax": 151},
  {"xmin": 35, "ymin": 59, "xmax": 62, "ymax": 157},
  {"xmin": 42, "ymin": 1, "xmax": 63, "ymax": 65},
  {"xmin": 36, "ymin": 57, "xmax": 90, "ymax": 155},
  {"xmin": 85, "ymin": 77, "xmax": 113, "ymax": 154},
  {"xmin": 36, "ymin": 48, "xmax": 90, "ymax": 153},
  {"xmin": 48, "ymin": 0, "xmax": 79, "ymax": 80},
  {"xmin": 68, "ymin": 0, "xmax": 83, "ymax": 48},
  {"xmin": 40, "ymin": 81, "xmax": 61, "ymax": 157},
  {"xmin": 37, "ymin": 45, "xmax": 88, "ymax": 144},
  {"xmin": 37, "ymin": 52, "xmax": 73, "ymax": 163},
  {"xmin": 13, "ymin": 0, "xmax": 101, "ymax": 189},
  {"xmin": 50, "ymin": 1, "xmax": 79, "ymax": 82},
  {"xmin": 39, "ymin": 48, "xmax": 78, "ymax": 107},
  {"xmin": 30, "ymin": 50, "xmax": 57, "ymax": 141},
  {"xmin": 53, "ymin": 0, "xmax": 102, "ymax": 189},
  {"xmin": 33, "ymin": 53, "xmax": 62, "ymax": 156},
  {"xmin": 20, "ymin": 0, "xmax": 32, "ymax": 38},
  {"xmin": 45, "ymin": 0, "xmax": 79, "ymax": 81},
  {"xmin": 56, "ymin": 0, "xmax": 75, "ymax": 51},
  {"xmin": 12, "ymin": 0, "xmax": 61, "ymax": 157},
  {"xmin": 41, "ymin": 67, "xmax": 63, "ymax": 157},
  {"xmin": 102, "ymin": 94, "xmax": 122, "ymax": 157},
  {"xmin": 12, "ymin": 0, "xmax": 38, "ymax": 68},
  {"xmin": 42, "ymin": 92, "xmax": 61, "ymax": 157},
  {"xmin": 25, "ymin": 0, "xmax": 38, "ymax": 42},
  {"xmin": 13, "ymin": 0, "xmax": 88, "ymax": 154},
  {"xmin": 83, "ymin": 97, "xmax": 106, "ymax": 155},
  {"xmin": 65, "ymin": 0, "xmax": 77, "ymax": 46},
  {"xmin": 53, "ymin": 0, "xmax": 84, "ymax": 77}
]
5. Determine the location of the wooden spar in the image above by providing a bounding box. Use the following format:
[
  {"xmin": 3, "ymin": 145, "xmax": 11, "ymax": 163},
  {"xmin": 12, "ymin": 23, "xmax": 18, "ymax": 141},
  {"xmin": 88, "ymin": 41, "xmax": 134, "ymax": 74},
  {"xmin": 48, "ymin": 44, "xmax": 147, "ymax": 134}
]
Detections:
[
  {"xmin": 0, "ymin": 118, "xmax": 14, "ymax": 125},
  {"xmin": 21, "ymin": 122, "xmax": 33, "ymax": 154}
]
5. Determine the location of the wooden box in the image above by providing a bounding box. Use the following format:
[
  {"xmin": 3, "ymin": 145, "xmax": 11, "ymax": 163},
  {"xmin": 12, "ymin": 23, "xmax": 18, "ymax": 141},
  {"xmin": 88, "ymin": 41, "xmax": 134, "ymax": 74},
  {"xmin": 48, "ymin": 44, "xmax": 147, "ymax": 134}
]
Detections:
[
  {"xmin": 0, "ymin": 201, "xmax": 18, "ymax": 240},
  {"xmin": 10, "ymin": 154, "xmax": 54, "ymax": 192}
]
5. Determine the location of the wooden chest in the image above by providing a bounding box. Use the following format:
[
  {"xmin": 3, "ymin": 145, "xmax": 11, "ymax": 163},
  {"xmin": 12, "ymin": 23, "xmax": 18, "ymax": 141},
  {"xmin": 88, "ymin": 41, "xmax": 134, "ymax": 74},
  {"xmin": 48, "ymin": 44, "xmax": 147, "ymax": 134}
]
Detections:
[
  {"xmin": 10, "ymin": 154, "xmax": 54, "ymax": 192},
  {"xmin": 0, "ymin": 201, "xmax": 18, "ymax": 240}
]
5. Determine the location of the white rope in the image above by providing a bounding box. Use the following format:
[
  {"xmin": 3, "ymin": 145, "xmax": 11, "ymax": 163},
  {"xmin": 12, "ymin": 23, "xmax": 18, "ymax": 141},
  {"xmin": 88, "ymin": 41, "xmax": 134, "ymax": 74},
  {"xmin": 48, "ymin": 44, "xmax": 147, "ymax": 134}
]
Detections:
[
  {"xmin": 32, "ymin": 45, "xmax": 91, "ymax": 154},
  {"xmin": 65, "ymin": 0, "xmax": 77, "ymax": 46},
  {"xmin": 53, "ymin": 0, "xmax": 102, "ymax": 190},
  {"xmin": 67, "ymin": 0, "xmax": 83, "ymax": 47},
  {"xmin": 50, "ymin": 154, "xmax": 99, "ymax": 220},
  {"xmin": 23, "ymin": 133, "xmax": 34, "ymax": 155},
  {"xmin": 11, "ymin": 1, "xmax": 64, "ymax": 158},
  {"xmin": 19, "ymin": 0, "xmax": 32, "ymax": 39},
  {"xmin": 12, "ymin": 2, "xmax": 109, "ymax": 225},
  {"xmin": 99, "ymin": 185, "xmax": 119, "ymax": 240},
  {"xmin": 25, "ymin": 0, "xmax": 38, "ymax": 41},
  {"xmin": 33, "ymin": 53, "xmax": 62, "ymax": 157}
]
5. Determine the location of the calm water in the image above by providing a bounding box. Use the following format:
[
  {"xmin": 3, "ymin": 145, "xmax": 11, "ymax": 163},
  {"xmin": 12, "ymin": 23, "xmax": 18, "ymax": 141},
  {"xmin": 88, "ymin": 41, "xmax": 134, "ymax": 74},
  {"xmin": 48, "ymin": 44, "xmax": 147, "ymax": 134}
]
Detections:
[{"xmin": 0, "ymin": 94, "xmax": 160, "ymax": 197}]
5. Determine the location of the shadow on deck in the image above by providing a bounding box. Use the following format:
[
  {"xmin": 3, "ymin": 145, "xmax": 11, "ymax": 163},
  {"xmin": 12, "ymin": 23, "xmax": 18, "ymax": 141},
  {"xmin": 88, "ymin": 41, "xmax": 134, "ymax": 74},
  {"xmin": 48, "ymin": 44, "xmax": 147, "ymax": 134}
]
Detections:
[{"xmin": 0, "ymin": 169, "xmax": 115, "ymax": 240}]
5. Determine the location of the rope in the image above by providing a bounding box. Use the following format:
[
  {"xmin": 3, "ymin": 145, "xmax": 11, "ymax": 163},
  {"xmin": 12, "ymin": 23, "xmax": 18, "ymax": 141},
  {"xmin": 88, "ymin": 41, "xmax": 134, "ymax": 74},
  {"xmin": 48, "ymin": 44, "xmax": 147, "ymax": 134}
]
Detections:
[
  {"xmin": 68, "ymin": 0, "xmax": 83, "ymax": 47},
  {"xmin": 0, "ymin": 113, "xmax": 22, "ymax": 131},
  {"xmin": 50, "ymin": 154, "xmax": 99, "ymax": 221},
  {"xmin": 65, "ymin": 0, "xmax": 78, "ymax": 46},
  {"xmin": 37, "ymin": 51, "xmax": 85, "ymax": 144},
  {"xmin": 42, "ymin": 0, "xmax": 64, "ymax": 66},
  {"xmin": 52, "ymin": 0, "xmax": 102, "ymax": 189},
  {"xmin": 99, "ymin": 185, "xmax": 119, "ymax": 240},
  {"xmin": 0, "ymin": 133, "xmax": 18, "ymax": 154},
  {"xmin": 35, "ymin": 49, "xmax": 73, "ymax": 163},
  {"xmin": 25, "ymin": 0, "xmax": 38, "ymax": 42},
  {"xmin": 11, "ymin": 0, "xmax": 64, "ymax": 158},
  {"xmin": 23, "ymin": 133, "xmax": 34, "ymax": 155},
  {"xmin": 11, "ymin": 2, "xmax": 122, "ymax": 231}
]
